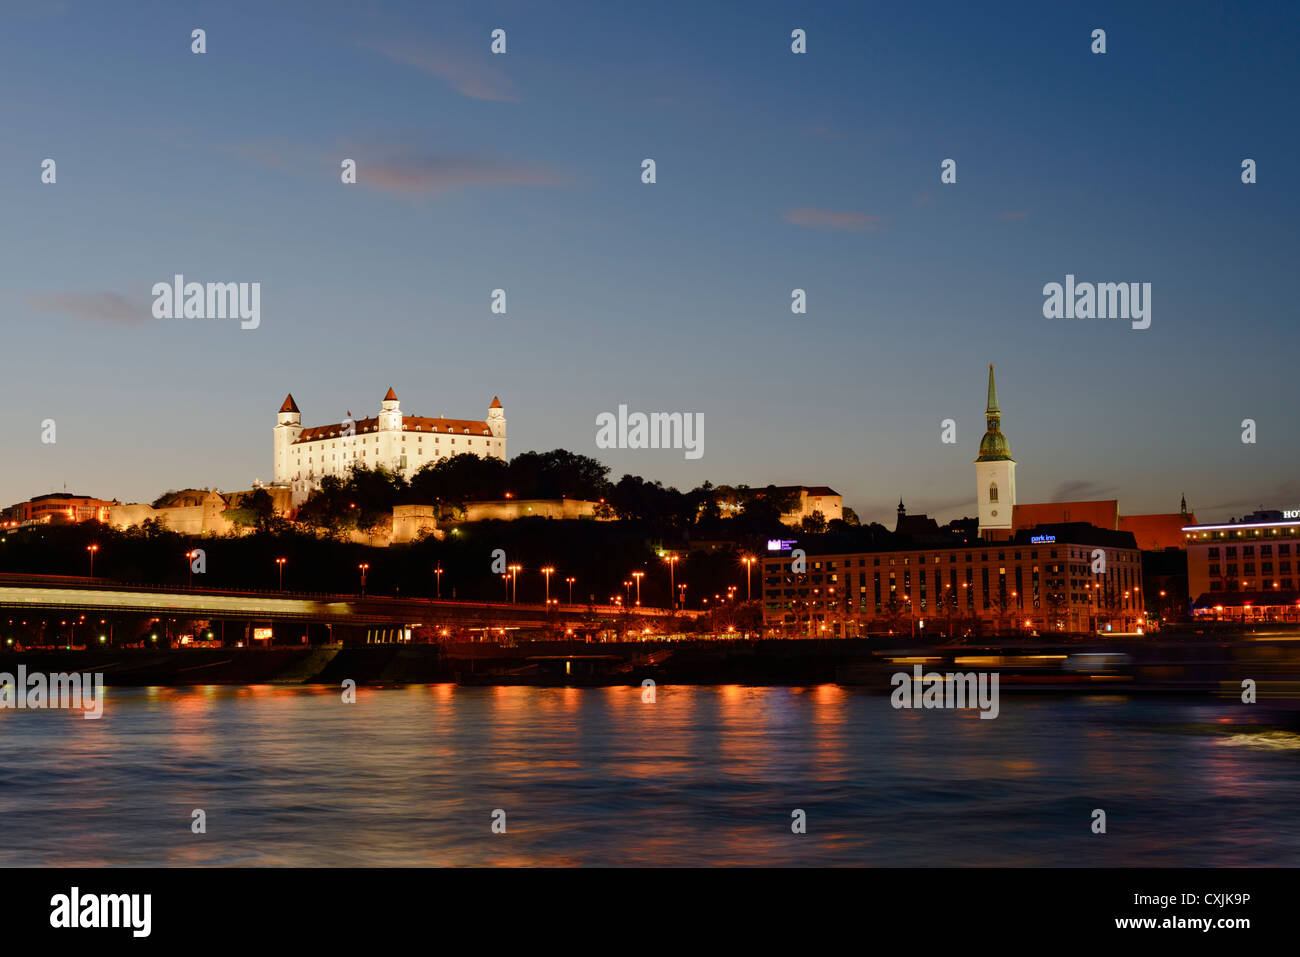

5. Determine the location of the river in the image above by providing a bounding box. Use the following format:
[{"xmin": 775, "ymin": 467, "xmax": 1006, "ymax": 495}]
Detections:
[{"xmin": 1, "ymin": 684, "xmax": 1296, "ymax": 866}]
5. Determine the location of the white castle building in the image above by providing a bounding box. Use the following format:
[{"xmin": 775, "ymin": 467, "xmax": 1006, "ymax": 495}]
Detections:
[{"xmin": 274, "ymin": 388, "xmax": 506, "ymax": 505}]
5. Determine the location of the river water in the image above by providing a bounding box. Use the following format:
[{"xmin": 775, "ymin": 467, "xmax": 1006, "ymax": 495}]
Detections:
[{"xmin": 1, "ymin": 684, "xmax": 1296, "ymax": 866}]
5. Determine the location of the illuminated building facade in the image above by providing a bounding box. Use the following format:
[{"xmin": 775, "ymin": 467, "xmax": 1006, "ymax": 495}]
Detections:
[
  {"xmin": 1184, "ymin": 510, "xmax": 1300, "ymax": 620},
  {"xmin": 274, "ymin": 388, "xmax": 507, "ymax": 505},
  {"xmin": 0, "ymin": 493, "xmax": 118, "ymax": 527},
  {"xmin": 762, "ymin": 524, "xmax": 1145, "ymax": 637}
]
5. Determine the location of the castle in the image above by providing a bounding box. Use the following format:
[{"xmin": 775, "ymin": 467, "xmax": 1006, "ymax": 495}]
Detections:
[{"xmin": 273, "ymin": 388, "xmax": 506, "ymax": 505}]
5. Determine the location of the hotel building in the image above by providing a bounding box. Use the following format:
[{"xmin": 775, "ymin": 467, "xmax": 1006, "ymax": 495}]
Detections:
[
  {"xmin": 761, "ymin": 524, "xmax": 1145, "ymax": 637},
  {"xmin": 1184, "ymin": 510, "xmax": 1300, "ymax": 620}
]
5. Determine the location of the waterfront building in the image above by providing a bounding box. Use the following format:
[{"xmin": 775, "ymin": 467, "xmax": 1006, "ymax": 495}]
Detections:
[
  {"xmin": 1184, "ymin": 509, "xmax": 1300, "ymax": 620},
  {"xmin": 1, "ymin": 493, "xmax": 119, "ymax": 528},
  {"xmin": 761, "ymin": 523, "xmax": 1145, "ymax": 637},
  {"xmin": 274, "ymin": 388, "xmax": 507, "ymax": 505}
]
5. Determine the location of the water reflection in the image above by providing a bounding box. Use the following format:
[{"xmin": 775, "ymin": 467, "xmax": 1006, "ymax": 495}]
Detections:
[{"xmin": 0, "ymin": 685, "xmax": 1296, "ymax": 866}]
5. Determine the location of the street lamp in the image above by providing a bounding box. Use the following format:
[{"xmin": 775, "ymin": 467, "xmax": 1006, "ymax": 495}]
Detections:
[
  {"xmin": 664, "ymin": 554, "xmax": 679, "ymax": 607},
  {"xmin": 678, "ymin": 583, "xmax": 687, "ymax": 609},
  {"xmin": 541, "ymin": 566, "xmax": 555, "ymax": 603},
  {"xmin": 358, "ymin": 562, "xmax": 370, "ymax": 596},
  {"xmin": 741, "ymin": 555, "xmax": 756, "ymax": 600},
  {"xmin": 276, "ymin": 557, "xmax": 287, "ymax": 590},
  {"xmin": 631, "ymin": 570, "xmax": 644, "ymax": 606},
  {"xmin": 435, "ymin": 563, "xmax": 443, "ymax": 599},
  {"xmin": 86, "ymin": 544, "xmax": 99, "ymax": 578},
  {"xmin": 565, "ymin": 576, "xmax": 576, "ymax": 604},
  {"xmin": 508, "ymin": 564, "xmax": 522, "ymax": 603},
  {"xmin": 185, "ymin": 550, "xmax": 198, "ymax": 588}
]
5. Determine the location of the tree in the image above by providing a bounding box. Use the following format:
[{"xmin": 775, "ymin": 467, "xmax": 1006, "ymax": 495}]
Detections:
[
  {"xmin": 409, "ymin": 453, "xmax": 508, "ymax": 504},
  {"xmin": 222, "ymin": 488, "xmax": 275, "ymax": 531},
  {"xmin": 800, "ymin": 510, "xmax": 828, "ymax": 535},
  {"xmin": 505, "ymin": 449, "xmax": 611, "ymax": 501}
]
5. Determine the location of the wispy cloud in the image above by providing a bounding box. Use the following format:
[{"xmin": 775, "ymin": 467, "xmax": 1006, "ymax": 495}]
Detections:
[
  {"xmin": 914, "ymin": 192, "xmax": 933, "ymax": 207},
  {"xmin": 1049, "ymin": 480, "xmax": 1118, "ymax": 502},
  {"xmin": 360, "ymin": 150, "xmax": 563, "ymax": 196},
  {"xmin": 1202, "ymin": 481, "xmax": 1300, "ymax": 517},
  {"xmin": 783, "ymin": 207, "xmax": 885, "ymax": 231},
  {"xmin": 1001, "ymin": 210, "xmax": 1029, "ymax": 221},
  {"xmin": 26, "ymin": 291, "xmax": 149, "ymax": 325},
  {"xmin": 361, "ymin": 38, "xmax": 516, "ymax": 102}
]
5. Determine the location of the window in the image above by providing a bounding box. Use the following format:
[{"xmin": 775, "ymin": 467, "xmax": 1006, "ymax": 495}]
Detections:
[{"xmin": 989, "ymin": 483, "xmax": 998, "ymax": 503}]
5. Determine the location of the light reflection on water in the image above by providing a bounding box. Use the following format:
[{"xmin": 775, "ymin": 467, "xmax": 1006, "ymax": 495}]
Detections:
[{"xmin": 0, "ymin": 685, "xmax": 1297, "ymax": 866}]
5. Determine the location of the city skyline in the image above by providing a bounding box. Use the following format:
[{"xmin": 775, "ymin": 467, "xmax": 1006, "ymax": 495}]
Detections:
[{"xmin": 2, "ymin": 0, "xmax": 1296, "ymax": 525}]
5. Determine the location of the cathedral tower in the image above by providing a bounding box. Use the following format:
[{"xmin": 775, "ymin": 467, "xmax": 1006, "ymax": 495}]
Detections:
[{"xmin": 975, "ymin": 365, "xmax": 1016, "ymax": 539}]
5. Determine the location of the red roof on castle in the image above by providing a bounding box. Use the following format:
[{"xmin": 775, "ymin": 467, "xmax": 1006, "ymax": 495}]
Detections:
[
  {"xmin": 292, "ymin": 415, "xmax": 492, "ymax": 444},
  {"xmin": 279, "ymin": 394, "xmax": 300, "ymax": 413},
  {"xmin": 490, "ymin": 396, "xmax": 502, "ymax": 409},
  {"xmin": 384, "ymin": 387, "xmax": 398, "ymax": 401}
]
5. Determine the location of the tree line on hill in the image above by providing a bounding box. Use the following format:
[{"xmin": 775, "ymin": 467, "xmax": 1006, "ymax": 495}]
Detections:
[{"xmin": 275, "ymin": 449, "xmax": 874, "ymax": 542}]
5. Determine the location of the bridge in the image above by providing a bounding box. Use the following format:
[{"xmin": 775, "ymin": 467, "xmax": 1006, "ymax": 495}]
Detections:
[{"xmin": 0, "ymin": 573, "xmax": 686, "ymax": 640}]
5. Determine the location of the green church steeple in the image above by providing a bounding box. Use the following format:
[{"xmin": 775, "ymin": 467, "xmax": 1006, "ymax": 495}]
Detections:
[{"xmin": 976, "ymin": 364, "xmax": 1013, "ymax": 462}]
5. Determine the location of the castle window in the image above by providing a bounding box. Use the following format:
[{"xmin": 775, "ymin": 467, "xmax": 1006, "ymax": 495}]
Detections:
[{"xmin": 989, "ymin": 483, "xmax": 998, "ymax": 503}]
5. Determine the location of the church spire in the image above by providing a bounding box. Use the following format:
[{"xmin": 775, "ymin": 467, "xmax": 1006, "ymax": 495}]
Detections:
[{"xmin": 976, "ymin": 364, "xmax": 1012, "ymax": 462}]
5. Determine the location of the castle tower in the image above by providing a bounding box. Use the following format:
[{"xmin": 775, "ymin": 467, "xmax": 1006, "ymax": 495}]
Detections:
[
  {"xmin": 975, "ymin": 365, "xmax": 1016, "ymax": 539},
  {"xmin": 378, "ymin": 386, "xmax": 402, "ymax": 431},
  {"xmin": 273, "ymin": 394, "xmax": 302, "ymax": 485},
  {"xmin": 487, "ymin": 395, "xmax": 506, "ymax": 457}
]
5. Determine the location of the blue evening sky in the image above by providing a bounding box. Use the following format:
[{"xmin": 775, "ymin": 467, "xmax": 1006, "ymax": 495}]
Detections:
[{"xmin": 1, "ymin": 0, "xmax": 1296, "ymax": 525}]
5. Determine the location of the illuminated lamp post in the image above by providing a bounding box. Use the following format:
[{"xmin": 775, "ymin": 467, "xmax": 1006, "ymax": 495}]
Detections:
[
  {"xmin": 541, "ymin": 566, "xmax": 555, "ymax": 603},
  {"xmin": 358, "ymin": 562, "xmax": 370, "ymax": 596},
  {"xmin": 664, "ymin": 554, "xmax": 679, "ymax": 608},
  {"xmin": 631, "ymin": 570, "xmax": 644, "ymax": 606},
  {"xmin": 276, "ymin": 557, "xmax": 287, "ymax": 591},
  {"xmin": 741, "ymin": 556, "xmax": 756, "ymax": 600},
  {"xmin": 86, "ymin": 544, "xmax": 99, "ymax": 577}
]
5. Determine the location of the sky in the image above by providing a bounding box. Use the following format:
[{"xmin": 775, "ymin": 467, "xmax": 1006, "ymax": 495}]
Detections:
[{"xmin": 1, "ymin": 0, "xmax": 1297, "ymax": 527}]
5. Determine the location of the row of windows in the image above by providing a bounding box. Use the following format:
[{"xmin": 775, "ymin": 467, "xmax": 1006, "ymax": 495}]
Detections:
[
  {"xmin": 1208, "ymin": 579, "xmax": 1295, "ymax": 591},
  {"xmin": 302, "ymin": 435, "xmax": 499, "ymax": 453},
  {"xmin": 1191, "ymin": 528, "xmax": 1300, "ymax": 541},
  {"xmin": 299, "ymin": 437, "xmax": 505, "ymax": 464},
  {"xmin": 1210, "ymin": 562, "xmax": 1292, "ymax": 576},
  {"xmin": 766, "ymin": 549, "xmax": 1137, "ymax": 573},
  {"xmin": 1208, "ymin": 544, "xmax": 1292, "ymax": 558},
  {"xmin": 299, "ymin": 425, "xmax": 492, "ymax": 440}
]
